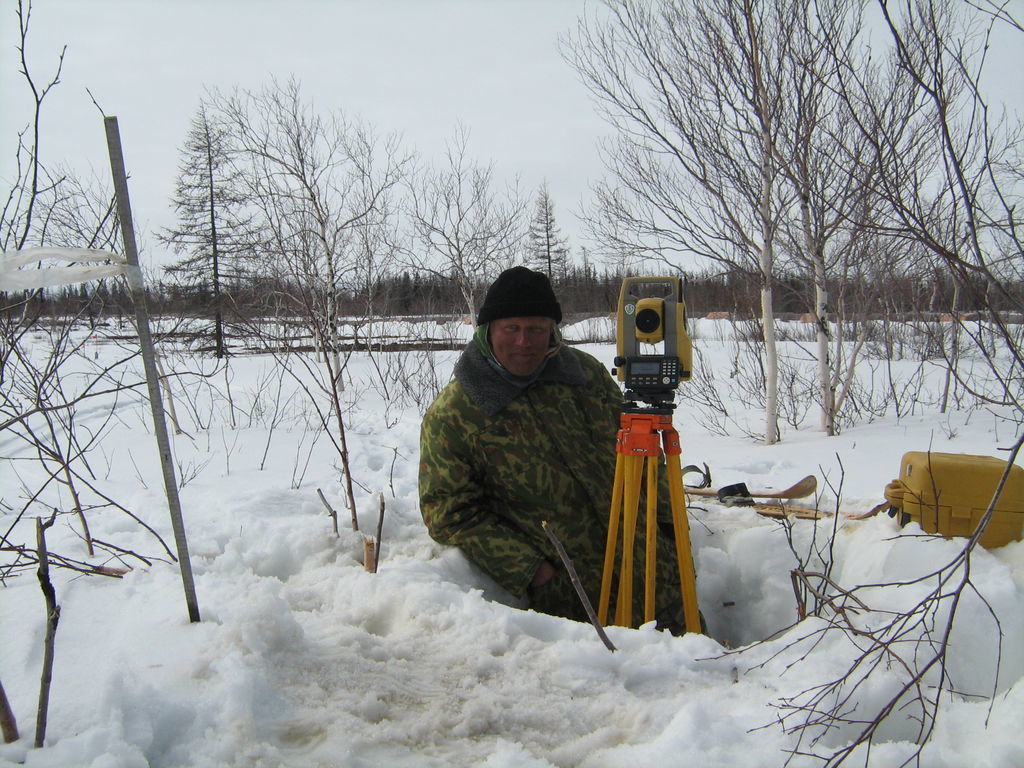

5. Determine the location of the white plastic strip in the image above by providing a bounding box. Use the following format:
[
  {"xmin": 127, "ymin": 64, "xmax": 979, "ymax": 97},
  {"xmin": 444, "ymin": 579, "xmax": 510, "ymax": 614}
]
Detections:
[{"xmin": 0, "ymin": 247, "xmax": 127, "ymax": 290}]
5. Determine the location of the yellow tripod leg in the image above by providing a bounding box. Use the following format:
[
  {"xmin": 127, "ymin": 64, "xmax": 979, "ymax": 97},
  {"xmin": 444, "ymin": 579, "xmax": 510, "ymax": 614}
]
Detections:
[
  {"xmin": 666, "ymin": 452, "xmax": 702, "ymax": 633},
  {"xmin": 598, "ymin": 452, "xmax": 626, "ymax": 626},
  {"xmin": 644, "ymin": 455, "xmax": 659, "ymax": 625},
  {"xmin": 615, "ymin": 453, "xmax": 644, "ymax": 627}
]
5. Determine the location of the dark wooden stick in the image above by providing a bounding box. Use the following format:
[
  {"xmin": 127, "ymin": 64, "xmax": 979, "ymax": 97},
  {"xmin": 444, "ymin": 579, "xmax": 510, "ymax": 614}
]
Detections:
[
  {"xmin": 0, "ymin": 679, "xmax": 18, "ymax": 744},
  {"xmin": 542, "ymin": 521, "xmax": 616, "ymax": 652},
  {"xmin": 316, "ymin": 488, "xmax": 340, "ymax": 537},
  {"xmin": 35, "ymin": 515, "xmax": 61, "ymax": 748},
  {"xmin": 373, "ymin": 493, "xmax": 385, "ymax": 573}
]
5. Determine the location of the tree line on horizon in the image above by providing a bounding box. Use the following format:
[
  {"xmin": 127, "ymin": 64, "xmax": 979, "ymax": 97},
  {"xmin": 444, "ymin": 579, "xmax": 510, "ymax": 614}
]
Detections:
[{"xmin": 16, "ymin": 266, "xmax": 1023, "ymax": 328}]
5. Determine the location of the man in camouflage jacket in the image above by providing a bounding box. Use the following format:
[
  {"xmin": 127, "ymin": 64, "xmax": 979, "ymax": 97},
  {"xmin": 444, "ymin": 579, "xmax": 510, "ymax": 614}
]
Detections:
[{"xmin": 419, "ymin": 266, "xmax": 686, "ymax": 628}]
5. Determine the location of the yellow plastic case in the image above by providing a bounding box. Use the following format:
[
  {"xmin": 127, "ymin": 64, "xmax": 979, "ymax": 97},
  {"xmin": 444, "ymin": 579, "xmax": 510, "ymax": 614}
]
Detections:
[{"xmin": 884, "ymin": 451, "xmax": 1024, "ymax": 549}]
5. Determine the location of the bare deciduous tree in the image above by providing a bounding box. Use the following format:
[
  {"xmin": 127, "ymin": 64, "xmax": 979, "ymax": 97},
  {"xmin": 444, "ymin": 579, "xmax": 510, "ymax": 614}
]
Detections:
[
  {"xmin": 1, "ymin": 35, "xmax": 194, "ymax": 763},
  {"xmin": 566, "ymin": 0, "xmax": 793, "ymax": 443},
  {"xmin": 403, "ymin": 126, "xmax": 526, "ymax": 321},
  {"xmin": 212, "ymin": 78, "xmax": 410, "ymax": 521},
  {"xmin": 1, "ymin": 0, "xmax": 66, "ymax": 256},
  {"xmin": 837, "ymin": 0, "xmax": 1024, "ymax": 419},
  {"xmin": 769, "ymin": 0, "xmax": 888, "ymax": 436}
]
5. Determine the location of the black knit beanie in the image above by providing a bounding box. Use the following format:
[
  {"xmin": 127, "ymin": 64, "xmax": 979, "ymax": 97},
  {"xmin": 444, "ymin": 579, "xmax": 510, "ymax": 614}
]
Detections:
[{"xmin": 476, "ymin": 266, "xmax": 562, "ymax": 325}]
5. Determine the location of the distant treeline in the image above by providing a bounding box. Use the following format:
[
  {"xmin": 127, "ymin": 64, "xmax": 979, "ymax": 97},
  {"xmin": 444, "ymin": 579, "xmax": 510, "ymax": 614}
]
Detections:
[{"xmin": 11, "ymin": 264, "xmax": 1023, "ymax": 322}]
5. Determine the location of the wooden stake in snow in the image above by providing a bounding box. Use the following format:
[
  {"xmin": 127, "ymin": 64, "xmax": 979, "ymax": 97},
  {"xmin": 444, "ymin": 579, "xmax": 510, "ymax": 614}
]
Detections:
[
  {"xmin": 316, "ymin": 488, "xmax": 340, "ymax": 537},
  {"xmin": 104, "ymin": 116, "xmax": 200, "ymax": 623},
  {"xmin": 373, "ymin": 492, "xmax": 385, "ymax": 573},
  {"xmin": 364, "ymin": 493, "xmax": 386, "ymax": 573},
  {"xmin": 34, "ymin": 515, "xmax": 60, "ymax": 748},
  {"xmin": 362, "ymin": 538, "xmax": 377, "ymax": 573},
  {"xmin": 0, "ymin": 679, "xmax": 17, "ymax": 744},
  {"xmin": 542, "ymin": 521, "xmax": 616, "ymax": 652}
]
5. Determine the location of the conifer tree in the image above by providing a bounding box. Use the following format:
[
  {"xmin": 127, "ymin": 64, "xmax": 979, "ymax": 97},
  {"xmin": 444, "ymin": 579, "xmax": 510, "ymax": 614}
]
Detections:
[
  {"xmin": 527, "ymin": 182, "xmax": 569, "ymax": 282},
  {"xmin": 160, "ymin": 102, "xmax": 255, "ymax": 357}
]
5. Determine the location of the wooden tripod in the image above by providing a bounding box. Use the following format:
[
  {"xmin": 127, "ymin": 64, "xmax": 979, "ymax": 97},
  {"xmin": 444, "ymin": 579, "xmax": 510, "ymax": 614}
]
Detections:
[{"xmin": 598, "ymin": 407, "xmax": 702, "ymax": 633}]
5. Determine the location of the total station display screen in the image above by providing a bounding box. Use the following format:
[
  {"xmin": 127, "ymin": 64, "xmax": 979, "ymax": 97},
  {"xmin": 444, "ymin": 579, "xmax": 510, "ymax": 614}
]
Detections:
[{"xmin": 630, "ymin": 361, "xmax": 661, "ymax": 375}]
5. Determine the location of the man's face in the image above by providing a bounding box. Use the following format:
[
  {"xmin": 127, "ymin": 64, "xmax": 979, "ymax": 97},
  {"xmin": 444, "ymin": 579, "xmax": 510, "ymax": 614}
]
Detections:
[{"xmin": 489, "ymin": 316, "xmax": 555, "ymax": 377}]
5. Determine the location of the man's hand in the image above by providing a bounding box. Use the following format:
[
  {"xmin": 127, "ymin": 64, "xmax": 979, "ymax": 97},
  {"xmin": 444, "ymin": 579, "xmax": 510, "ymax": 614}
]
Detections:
[{"xmin": 531, "ymin": 559, "xmax": 557, "ymax": 588}]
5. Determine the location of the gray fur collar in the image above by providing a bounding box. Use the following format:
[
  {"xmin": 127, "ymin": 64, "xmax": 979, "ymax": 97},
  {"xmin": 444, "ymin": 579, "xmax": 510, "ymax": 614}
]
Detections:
[{"xmin": 454, "ymin": 342, "xmax": 587, "ymax": 416}]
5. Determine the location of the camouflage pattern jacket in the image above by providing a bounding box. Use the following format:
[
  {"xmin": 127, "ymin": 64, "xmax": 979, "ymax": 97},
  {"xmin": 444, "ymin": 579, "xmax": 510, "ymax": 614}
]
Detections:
[{"xmin": 419, "ymin": 340, "xmax": 684, "ymax": 624}]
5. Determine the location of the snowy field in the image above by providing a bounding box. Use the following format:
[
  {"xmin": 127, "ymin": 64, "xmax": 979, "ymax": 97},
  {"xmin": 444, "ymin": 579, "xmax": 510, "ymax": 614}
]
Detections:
[{"xmin": 2, "ymin": 316, "xmax": 1023, "ymax": 768}]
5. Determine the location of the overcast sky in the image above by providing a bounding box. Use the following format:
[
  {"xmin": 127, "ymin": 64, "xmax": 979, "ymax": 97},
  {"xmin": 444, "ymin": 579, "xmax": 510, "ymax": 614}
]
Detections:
[
  {"xmin": 3, "ymin": 1, "xmax": 1021, "ymax": 273},
  {"xmin": 2, "ymin": 0, "xmax": 607, "ymax": 265}
]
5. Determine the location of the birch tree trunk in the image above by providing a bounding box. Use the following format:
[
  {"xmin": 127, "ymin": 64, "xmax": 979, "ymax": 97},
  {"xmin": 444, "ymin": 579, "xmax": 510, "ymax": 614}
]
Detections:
[
  {"xmin": 815, "ymin": 264, "xmax": 834, "ymax": 435},
  {"xmin": 749, "ymin": 1, "xmax": 781, "ymax": 445}
]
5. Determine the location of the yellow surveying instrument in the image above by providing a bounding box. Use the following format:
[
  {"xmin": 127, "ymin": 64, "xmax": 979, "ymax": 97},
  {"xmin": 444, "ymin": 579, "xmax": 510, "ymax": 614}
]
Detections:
[{"xmin": 599, "ymin": 276, "xmax": 702, "ymax": 633}]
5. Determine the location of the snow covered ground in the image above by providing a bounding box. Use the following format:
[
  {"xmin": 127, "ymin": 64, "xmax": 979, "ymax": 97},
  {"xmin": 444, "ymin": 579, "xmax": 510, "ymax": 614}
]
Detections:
[{"xmin": 2, "ymin": 317, "xmax": 1023, "ymax": 768}]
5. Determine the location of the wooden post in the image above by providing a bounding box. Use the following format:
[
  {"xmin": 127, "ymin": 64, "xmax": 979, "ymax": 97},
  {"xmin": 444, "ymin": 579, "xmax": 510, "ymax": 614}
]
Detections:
[
  {"xmin": 372, "ymin": 492, "xmax": 385, "ymax": 573},
  {"xmin": 104, "ymin": 116, "xmax": 200, "ymax": 623},
  {"xmin": 34, "ymin": 516, "xmax": 59, "ymax": 747},
  {"xmin": 0, "ymin": 679, "xmax": 17, "ymax": 744},
  {"xmin": 543, "ymin": 521, "xmax": 616, "ymax": 652}
]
